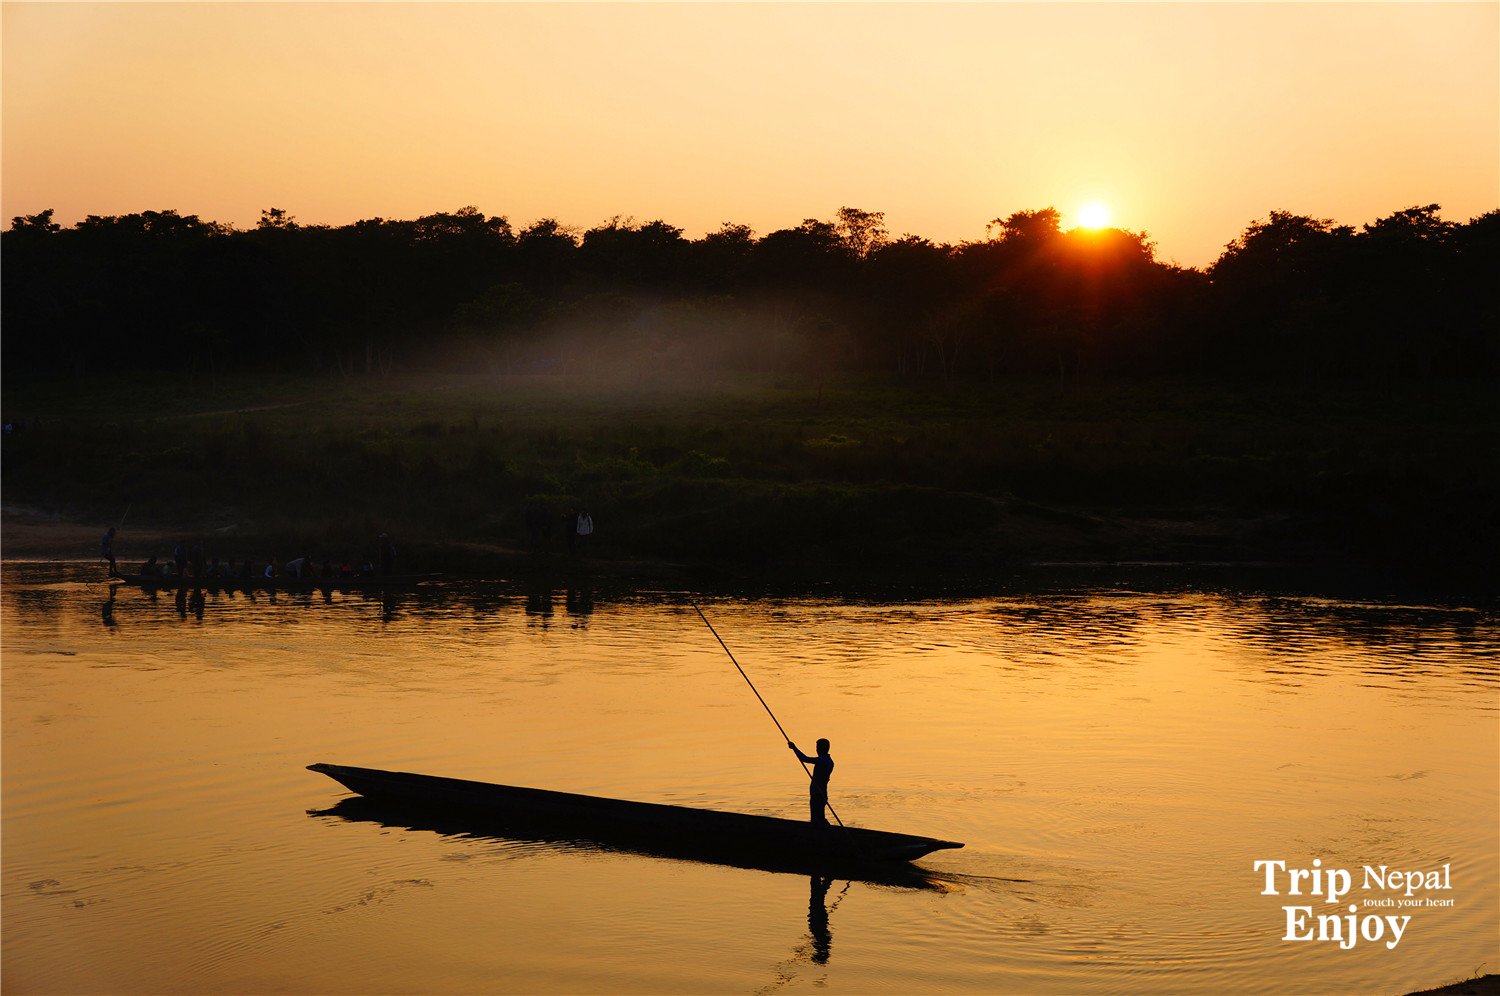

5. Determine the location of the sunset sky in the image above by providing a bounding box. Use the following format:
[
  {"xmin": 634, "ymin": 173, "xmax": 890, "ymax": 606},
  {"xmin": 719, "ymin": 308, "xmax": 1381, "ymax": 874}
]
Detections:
[{"xmin": 3, "ymin": 2, "xmax": 1495, "ymax": 268}]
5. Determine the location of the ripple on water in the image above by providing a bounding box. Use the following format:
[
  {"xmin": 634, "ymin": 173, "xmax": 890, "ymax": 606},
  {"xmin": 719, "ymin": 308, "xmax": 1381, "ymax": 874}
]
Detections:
[{"xmin": 2, "ymin": 564, "xmax": 1495, "ymax": 996}]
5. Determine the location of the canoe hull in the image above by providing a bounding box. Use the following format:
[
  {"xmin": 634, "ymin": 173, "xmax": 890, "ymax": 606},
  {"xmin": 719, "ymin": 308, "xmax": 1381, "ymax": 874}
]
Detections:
[{"xmin": 308, "ymin": 763, "xmax": 963, "ymax": 864}]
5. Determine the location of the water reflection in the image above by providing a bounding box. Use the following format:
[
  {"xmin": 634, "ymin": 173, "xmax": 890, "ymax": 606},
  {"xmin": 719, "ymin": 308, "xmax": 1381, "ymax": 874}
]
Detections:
[
  {"xmin": 518, "ymin": 578, "xmax": 599, "ymax": 628},
  {"xmin": 170, "ymin": 585, "xmax": 207, "ymax": 620},
  {"xmin": 757, "ymin": 876, "xmax": 848, "ymax": 993},
  {"xmin": 525, "ymin": 579, "xmax": 553, "ymax": 621},
  {"xmin": 6, "ymin": 585, "xmax": 65, "ymax": 630},
  {"xmin": 4, "ymin": 565, "xmax": 1495, "ymax": 698},
  {"xmin": 60, "ymin": 578, "xmax": 428, "ymax": 626},
  {"xmin": 308, "ymin": 796, "xmax": 945, "ymax": 891},
  {"xmin": 4, "ymin": 561, "xmax": 1495, "ymax": 996},
  {"xmin": 565, "ymin": 584, "xmax": 593, "ymax": 627},
  {"xmin": 807, "ymin": 875, "xmax": 838, "ymax": 964}
]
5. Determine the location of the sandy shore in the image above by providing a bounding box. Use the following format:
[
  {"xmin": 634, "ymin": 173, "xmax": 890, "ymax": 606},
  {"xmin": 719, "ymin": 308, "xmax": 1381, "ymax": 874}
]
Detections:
[
  {"xmin": 0, "ymin": 504, "xmax": 696, "ymax": 582},
  {"xmin": 1, "ymin": 505, "xmax": 181, "ymax": 564},
  {"xmin": 1402, "ymin": 975, "xmax": 1499, "ymax": 996},
  {"xmin": 2, "ymin": 506, "xmax": 117, "ymax": 561}
]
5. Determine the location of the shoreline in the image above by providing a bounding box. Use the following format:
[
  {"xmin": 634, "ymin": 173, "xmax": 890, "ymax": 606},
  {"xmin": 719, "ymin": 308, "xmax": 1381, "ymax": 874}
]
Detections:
[
  {"xmin": 1402, "ymin": 975, "xmax": 1499, "ymax": 996},
  {"xmin": 7, "ymin": 504, "xmax": 1494, "ymax": 606},
  {"xmin": 4, "ymin": 374, "xmax": 1494, "ymax": 599}
]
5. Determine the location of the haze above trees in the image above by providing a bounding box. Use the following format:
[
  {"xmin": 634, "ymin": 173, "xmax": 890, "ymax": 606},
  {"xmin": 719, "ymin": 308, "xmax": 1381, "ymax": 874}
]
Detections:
[{"xmin": 4, "ymin": 202, "xmax": 1495, "ymax": 385}]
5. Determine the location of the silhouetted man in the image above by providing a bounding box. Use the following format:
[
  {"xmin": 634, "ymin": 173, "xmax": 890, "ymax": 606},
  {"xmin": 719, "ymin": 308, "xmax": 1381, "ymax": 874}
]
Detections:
[
  {"xmin": 576, "ymin": 509, "xmax": 594, "ymax": 553},
  {"xmin": 788, "ymin": 738, "xmax": 834, "ymax": 825},
  {"xmin": 100, "ymin": 527, "xmax": 117, "ymax": 576}
]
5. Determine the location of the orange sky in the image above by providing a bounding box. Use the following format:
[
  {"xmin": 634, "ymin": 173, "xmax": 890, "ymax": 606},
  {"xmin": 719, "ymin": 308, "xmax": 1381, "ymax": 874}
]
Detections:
[{"xmin": 3, "ymin": 2, "xmax": 1496, "ymax": 268}]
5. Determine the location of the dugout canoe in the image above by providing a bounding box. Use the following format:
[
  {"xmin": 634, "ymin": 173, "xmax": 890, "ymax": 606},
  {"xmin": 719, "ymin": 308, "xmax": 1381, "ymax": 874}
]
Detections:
[
  {"xmin": 308, "ymin": 762, "xmax": 963, "ymax": 864},
  {"xmin": 113, "ymin": 573, "xmax": 439, "ymax": 591}
]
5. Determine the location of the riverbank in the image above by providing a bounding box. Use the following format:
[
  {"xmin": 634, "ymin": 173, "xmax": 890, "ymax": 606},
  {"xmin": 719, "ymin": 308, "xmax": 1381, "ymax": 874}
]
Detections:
[
  {"xmin": 8, "ymin": 504, "xmax": 1491, "ymax": 612},
  {"xmin": 2, "ymin": 373, "xmax": 1494, "ymax": 590},
  {"xmin": 1402, "ymin": 974, "xmax": 1499, "ymax": 996}
]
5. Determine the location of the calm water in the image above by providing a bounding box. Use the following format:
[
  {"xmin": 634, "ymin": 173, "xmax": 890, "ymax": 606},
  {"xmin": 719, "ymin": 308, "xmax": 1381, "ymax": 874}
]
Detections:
[{"xmin": 2, "ymin": 562, "xmax": 1496, "ymax": 995}]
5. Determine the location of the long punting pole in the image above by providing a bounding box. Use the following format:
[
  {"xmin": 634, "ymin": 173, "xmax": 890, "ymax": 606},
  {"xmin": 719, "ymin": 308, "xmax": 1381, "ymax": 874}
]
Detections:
[{"xmin": 691, "ymin": 601, "xmax": 849, "ymax": 831}]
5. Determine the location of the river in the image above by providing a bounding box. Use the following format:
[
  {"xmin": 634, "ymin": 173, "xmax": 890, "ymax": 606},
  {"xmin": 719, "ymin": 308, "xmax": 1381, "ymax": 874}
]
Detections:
[{"xmin": 3, "ymin": 562, "xmax": 1495, "ymax": 994}]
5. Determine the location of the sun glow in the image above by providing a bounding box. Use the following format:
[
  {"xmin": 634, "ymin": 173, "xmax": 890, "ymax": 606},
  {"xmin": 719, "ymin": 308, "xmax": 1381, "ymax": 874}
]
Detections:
[{"xmin": 1078, "ymin": 203, "xmax": 1110, "ymax": 228}]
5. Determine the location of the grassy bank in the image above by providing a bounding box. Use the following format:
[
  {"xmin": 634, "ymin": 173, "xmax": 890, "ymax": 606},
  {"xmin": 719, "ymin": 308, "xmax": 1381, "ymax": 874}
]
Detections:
[{"xmin": 2, "ymin": 372, "xmax": 1495, "ymax": 580}]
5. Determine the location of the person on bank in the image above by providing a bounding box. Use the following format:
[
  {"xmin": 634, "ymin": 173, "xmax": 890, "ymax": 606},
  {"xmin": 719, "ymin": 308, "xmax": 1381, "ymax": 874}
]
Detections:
[
  {"xmin": 788, "ymin": 738, "xmax": 834, "ymax": 825},
  {"xmin": 576, "ymin": 509, "xmax": 594, "ymax": 554},
  {"xmin": 101, "ymin": 527, "xmax": 118, "ymax": 576}
]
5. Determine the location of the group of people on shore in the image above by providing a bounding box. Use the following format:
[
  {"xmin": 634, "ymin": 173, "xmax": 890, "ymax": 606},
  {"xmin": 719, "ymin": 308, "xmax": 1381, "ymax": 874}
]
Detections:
[{"xmin": 104, "ymin": 528, "xmax": 399, "ymax": 580}]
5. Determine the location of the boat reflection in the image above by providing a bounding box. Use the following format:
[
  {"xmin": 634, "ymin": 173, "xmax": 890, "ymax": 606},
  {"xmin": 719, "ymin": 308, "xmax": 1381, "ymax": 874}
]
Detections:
[{"xmin": 307, "ymin": 795, "xmax": 951, "ymax": 891}]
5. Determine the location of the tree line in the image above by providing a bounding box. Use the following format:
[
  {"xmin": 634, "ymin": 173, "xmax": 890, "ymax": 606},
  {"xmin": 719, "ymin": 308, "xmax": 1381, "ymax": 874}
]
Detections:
[{"xmin": 3, "ymin": 202, "xmax": 1495, "ymax": 384}]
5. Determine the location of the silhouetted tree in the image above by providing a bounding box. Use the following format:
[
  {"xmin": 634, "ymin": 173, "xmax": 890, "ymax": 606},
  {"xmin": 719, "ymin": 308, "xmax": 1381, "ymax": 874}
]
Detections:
[
  {"xmin": 9, "ymin": 209, "xmax": 61, "ymax": 234},
  {"xmin": 1207, "ymin": 211, "xmax": 1357, "ymax": 378},
  {"xmin": 578, "ymin": 217, "xmax": 689, "ymax": 293},
  {"xmin": 833, "ymin": 206, "xmax": 888, "ymax": 259},
  {"xmin": 3, "ymin": 200, "xmax": 1494, "ymax": 386},
  {"xmin": 863, "ymin": 235, "xmax": 960, "ymax": 377},
  {"xmin": 693, "ymin": 222, "xmax": 756, "ymax": 293},
  {"xmin": 258, "ymin": 207, "xmax": 297, "ymax": 230},
  {"xmin": 515, "ymin": 218, "xmax": 578, "ymax": 297}
]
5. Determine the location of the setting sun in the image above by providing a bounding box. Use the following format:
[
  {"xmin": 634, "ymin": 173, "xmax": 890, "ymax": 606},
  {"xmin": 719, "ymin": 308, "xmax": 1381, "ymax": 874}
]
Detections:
[{"xmin": 1078, "ymin": 203, "xmax": 1110, "ymax": 228}]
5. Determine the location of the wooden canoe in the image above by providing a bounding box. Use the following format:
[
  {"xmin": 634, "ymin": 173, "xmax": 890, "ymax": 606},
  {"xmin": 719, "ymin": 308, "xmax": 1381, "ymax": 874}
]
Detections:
[
  {"xmin": 308, "ymin": 762, "xmax": 963, "ymax": 864},
  {"xmin": 114, "ymin": 573, "xmax": 439, "ymax": 591}
]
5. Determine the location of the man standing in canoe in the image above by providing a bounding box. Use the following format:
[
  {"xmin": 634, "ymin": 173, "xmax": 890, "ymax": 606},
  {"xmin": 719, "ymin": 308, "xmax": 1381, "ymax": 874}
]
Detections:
[{"xmin": 788, "ymin": 738, "xmax": 834, "ymax": 825}]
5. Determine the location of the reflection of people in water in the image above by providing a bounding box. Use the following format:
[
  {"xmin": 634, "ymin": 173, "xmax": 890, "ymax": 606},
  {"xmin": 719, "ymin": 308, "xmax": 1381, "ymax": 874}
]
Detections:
[
  {"xmin": 526, "ymin": 577, "xmax": 554, "ymax": 619},
  {"xmin": 808, "ymin": 875, "xmax": 834, "ymax": 964},
  {"xmin": 565, "ymin": 585, "xmax": 594, "ymax": 618},
  {"xmin": 788, "ymin": 738, "xmax": 834, "ymax": 825}
]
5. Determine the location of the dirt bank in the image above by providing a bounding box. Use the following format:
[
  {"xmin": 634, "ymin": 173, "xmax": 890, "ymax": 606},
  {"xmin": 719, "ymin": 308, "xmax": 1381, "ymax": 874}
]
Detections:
[
  {"xmin": 2, "ymin": 505, "xmax": 167, "ymax": 562},
  {"xmin": 1401, "ymin": 974, "xmax": 1499, "ymax": 996}
]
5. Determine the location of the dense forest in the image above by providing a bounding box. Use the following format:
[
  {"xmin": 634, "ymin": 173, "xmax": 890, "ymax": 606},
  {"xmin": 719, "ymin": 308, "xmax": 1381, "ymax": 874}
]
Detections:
[{"xmin": 4, "ymin": 203, "xmax": 1497, "ymax": 385}]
